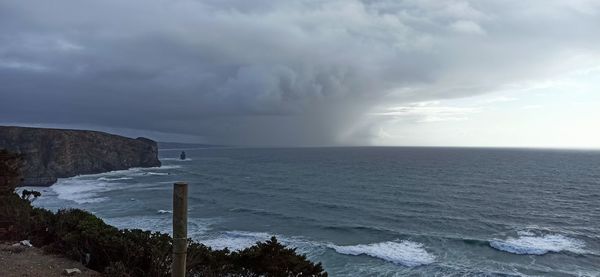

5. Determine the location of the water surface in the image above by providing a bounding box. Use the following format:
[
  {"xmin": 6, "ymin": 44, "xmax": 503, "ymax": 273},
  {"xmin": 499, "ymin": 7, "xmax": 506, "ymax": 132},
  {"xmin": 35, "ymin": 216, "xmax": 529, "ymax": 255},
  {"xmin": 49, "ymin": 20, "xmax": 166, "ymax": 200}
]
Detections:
[{"xmin": 28, "ymin": 147, "xmax": 600, "ymax": 276}]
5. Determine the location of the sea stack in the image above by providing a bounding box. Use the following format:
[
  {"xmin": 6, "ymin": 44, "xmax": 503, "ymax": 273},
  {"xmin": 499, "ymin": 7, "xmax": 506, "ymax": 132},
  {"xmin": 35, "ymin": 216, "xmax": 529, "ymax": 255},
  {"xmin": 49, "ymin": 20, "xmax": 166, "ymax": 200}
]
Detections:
[{"xmin": 0, "ymin": 126, "xmax": 161, "ymax": 186}]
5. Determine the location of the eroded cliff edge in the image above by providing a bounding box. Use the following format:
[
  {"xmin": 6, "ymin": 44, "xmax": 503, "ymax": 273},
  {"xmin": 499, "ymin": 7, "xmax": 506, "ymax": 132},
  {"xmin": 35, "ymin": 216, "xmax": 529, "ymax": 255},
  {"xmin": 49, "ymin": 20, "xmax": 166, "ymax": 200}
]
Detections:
[{"xmin": 0, "ymin": 126, "xmax": 161, "ymax": 186}]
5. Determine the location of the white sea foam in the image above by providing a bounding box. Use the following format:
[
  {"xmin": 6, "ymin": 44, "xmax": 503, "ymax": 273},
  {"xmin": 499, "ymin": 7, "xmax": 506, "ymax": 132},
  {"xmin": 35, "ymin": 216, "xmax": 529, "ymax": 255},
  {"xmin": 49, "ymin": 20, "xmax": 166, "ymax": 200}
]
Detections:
[
  {"xmin": 200, "ymin": 231, "xmax": 273, "ymax": 251},
  {"xmin": 51, "ymin": 178, "xmax": 114, "ymax": 204},
  {"xmin": 97, "ymin": 177, "xmax": 133, "ymax": 181},
  {"xmin": 149, "ymin": 165, "xmax": 181, "ymax": 170},
  {"xmin": 329, "ymin": 241, "xmax": 435, "ymax": 267},
  {"xmin": 105, "ymin": 216, "xmax": 213, "ymax": 237},
  {"xmin": 66, "ymin": 165, "xmax": 179, "ymax": 179},
  {"xmin": 157, "ymin": 209, "xmax": 172, "ymax": 214},
  {"xmin": 89, "ymin": 165, "xmax": 178, "ymax": 178},
  {"xmin": 490, "ymin": 234, "xmax": 586, "ymax": 255},
  {"xmin": 198, "ymin": 231, "xmax": 322, "ymax": 257},
  {"xmin": 144, "ymin": 172, "xmax": 170, "ymax": 176},
  {"xmin": 48, "ymin": 164, "xmax": 180, "ymax": 204}
]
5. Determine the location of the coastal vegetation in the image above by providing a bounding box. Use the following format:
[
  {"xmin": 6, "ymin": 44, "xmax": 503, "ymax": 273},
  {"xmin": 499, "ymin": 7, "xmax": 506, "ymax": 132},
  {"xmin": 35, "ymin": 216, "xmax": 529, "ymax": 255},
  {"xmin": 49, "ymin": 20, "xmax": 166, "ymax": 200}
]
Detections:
[{"xmin": 0, "ymin": 149, "xmax": 327, "ymax": 276}]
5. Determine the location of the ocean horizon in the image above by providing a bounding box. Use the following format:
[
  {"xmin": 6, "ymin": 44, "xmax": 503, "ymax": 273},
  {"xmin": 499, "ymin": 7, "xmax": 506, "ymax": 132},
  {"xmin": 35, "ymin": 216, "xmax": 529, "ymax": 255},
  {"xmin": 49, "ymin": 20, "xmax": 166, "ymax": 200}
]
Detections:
[{"xmin": 23, "ymin": 147, "xmax": 600, "ymax": 276}]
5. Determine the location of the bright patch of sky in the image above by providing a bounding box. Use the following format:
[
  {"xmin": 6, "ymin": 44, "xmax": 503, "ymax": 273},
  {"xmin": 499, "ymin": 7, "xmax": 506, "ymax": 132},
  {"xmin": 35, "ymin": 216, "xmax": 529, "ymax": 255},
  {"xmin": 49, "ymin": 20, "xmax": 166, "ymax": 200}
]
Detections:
[{"xmin": 371, "ymin": 65, "xmax": 600, "ymax": 148}]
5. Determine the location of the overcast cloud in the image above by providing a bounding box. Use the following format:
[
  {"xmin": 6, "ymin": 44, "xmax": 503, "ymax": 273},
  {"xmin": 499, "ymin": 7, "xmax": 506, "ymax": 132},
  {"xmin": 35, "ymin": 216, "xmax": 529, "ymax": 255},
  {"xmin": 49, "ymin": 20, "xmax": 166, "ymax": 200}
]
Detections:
[{"xmin": 1, "ymin": 0, "xmax": 599, "ymax": 146}]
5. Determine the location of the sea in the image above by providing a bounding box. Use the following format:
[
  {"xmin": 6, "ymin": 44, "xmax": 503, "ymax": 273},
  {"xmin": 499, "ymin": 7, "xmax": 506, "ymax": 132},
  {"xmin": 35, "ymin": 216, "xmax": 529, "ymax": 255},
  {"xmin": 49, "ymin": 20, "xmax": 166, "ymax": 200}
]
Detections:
[{"xmin": 22, "ymin": 147, "xmax": 600, "ymax": 276}]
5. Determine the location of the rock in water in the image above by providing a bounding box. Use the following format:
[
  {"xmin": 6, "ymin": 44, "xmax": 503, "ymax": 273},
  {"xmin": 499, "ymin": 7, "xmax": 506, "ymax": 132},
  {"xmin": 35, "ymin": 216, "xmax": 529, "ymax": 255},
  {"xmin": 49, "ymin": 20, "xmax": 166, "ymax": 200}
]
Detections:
[
  {"xmin": 0, "ymin": 126, "xmax": 161, "ymax": 186},
  {"xmin": 63, "ymin": 268, "xmax": 82, "ymax": 276}
]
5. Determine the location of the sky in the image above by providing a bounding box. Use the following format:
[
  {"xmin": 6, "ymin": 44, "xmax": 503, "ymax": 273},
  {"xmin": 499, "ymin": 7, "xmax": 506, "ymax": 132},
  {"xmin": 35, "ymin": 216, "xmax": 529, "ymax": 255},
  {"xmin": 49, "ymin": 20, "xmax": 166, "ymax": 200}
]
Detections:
[{"xmin": 1, "ymin": 0, "xmax": 599, "ymax": 148}]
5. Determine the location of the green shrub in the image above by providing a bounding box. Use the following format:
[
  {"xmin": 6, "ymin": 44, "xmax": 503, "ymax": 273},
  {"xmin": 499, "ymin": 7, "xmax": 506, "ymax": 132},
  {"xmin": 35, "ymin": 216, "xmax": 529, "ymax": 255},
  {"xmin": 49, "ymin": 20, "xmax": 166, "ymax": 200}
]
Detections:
[
  {"xmin": 45, "ymin": 209, "xmax": 173, "ymax": 276},
  {"xmin": 232, "ymin": 237, "xmax": 326, "ymax": 277},
  {"xmin": 28, "ymin": 207, "xmax": 57, "ymax": 246},
  {"xmin": 0, "ymin": 193, "xmax": 33, "ymax": 240},
  {"xmin": 186, "ymin": 241, "xmax": 234, "ymax": 276}
]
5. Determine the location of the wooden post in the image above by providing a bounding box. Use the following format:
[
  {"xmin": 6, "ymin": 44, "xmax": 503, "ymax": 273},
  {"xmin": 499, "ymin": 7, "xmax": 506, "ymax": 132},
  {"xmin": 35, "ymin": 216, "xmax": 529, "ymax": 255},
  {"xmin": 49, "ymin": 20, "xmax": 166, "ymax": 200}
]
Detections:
[{"xmin": 172, "ymin": 182, "xmax": 188, "ymax": 277}]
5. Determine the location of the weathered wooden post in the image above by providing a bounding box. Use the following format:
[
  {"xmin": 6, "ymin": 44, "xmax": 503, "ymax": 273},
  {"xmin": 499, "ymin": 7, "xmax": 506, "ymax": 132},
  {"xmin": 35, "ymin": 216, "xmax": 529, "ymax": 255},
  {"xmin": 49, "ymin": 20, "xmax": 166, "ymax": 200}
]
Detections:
[{"xmin": 172, "ymin": 182, "xmax": 188, "ymax": 277}]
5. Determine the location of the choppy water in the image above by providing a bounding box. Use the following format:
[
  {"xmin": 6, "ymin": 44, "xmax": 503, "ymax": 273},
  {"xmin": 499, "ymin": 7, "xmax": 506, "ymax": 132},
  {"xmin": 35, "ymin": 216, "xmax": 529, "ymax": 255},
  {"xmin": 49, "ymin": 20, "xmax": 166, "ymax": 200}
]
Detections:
[{"xmin": 25, "ymin": 147, "xmax": 600, "ymax": 276}]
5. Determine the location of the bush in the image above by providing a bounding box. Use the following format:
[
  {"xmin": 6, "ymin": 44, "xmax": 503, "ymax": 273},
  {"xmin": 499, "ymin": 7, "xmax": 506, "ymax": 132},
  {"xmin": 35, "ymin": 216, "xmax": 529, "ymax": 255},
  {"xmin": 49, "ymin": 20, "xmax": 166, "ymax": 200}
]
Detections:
[
  {"xmin": 0, "ymin": 193, "xmax": 33, "ymax": 240},
  {"xmin": 232, "ymin": 237, "xmax": 326, "ymax": 277}
]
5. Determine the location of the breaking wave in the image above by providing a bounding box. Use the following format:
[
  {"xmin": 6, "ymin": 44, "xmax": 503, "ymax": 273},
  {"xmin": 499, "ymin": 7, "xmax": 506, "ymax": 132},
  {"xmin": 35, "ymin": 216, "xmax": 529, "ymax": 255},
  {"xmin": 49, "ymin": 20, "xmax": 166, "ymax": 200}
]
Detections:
[
  {"xmin": 200, "ymin": 231, "xmax": 273, "ymax": 251},
  {"xmin": 50, "ymin": 165, "xmax": 180, "ymax": 204},
  {"xmin": 490, "ymin": 231, "xmax": 586, "ymax": 255},
  {"xmin": 329, "ymin": 240, "xmax": 435, "ymax": 267},
  {"xmin": 198, "ymin": 231, "xmax": 324, "ymax": 257},
  {"xmin": 144, "ymin": 172, "xmax": 170, "ymax": 176},
  {"xmin": 104, "ymin": 216, "xmax": 215, "ymax": 238},
  {"xmin": 97, "ymin": 177, "xmax": 133, "ymax": 181},
  {"xmin": 51, "ymin": 178, "xmax": 113, "ymax": 204}
]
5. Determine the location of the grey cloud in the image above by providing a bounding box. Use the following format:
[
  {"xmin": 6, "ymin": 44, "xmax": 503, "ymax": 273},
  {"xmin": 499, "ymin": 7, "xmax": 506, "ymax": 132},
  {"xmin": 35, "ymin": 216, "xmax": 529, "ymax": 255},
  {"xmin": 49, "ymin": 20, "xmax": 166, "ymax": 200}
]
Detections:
[{"xmin": 1, "ymin": 0, "xmax": 599, "ymax": 145}]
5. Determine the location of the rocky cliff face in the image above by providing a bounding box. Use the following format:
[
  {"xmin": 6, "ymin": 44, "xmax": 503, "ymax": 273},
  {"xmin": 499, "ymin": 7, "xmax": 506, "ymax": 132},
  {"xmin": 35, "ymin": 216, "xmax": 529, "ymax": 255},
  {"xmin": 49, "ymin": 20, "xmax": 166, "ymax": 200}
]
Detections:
[{"xmin": 0, "ymin": 126, "xmax": 161, "ymax": 186}]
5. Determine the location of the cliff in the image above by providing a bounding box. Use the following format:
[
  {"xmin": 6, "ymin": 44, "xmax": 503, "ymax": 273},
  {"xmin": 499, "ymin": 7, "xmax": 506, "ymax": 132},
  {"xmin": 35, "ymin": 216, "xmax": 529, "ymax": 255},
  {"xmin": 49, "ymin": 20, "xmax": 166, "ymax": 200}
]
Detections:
[{"xmin": 0, "ymin": 126, "xmax": 161, "ymax": 186}]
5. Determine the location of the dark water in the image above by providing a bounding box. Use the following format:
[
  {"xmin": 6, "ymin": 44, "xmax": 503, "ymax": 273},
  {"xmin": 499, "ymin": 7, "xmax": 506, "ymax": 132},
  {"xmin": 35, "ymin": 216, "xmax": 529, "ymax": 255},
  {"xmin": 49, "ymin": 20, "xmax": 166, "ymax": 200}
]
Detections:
[{"xmin": 27, "ymin": 147, "xmax": 600, "ymax": 276}]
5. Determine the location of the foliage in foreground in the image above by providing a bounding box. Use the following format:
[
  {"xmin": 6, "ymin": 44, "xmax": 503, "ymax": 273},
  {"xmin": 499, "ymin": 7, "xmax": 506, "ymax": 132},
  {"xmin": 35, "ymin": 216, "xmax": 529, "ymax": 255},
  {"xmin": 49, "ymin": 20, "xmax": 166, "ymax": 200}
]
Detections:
[{"xmin": 0, "ymin": 149, "xmax": 327, "ymax": 277}]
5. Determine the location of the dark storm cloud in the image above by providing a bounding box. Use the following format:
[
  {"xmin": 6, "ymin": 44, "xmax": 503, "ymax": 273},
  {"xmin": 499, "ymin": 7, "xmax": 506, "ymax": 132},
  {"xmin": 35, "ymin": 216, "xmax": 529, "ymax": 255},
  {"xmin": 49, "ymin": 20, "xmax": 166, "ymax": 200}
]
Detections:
[{"xmin": 1, "ymin": 0, "xmax": 599, "ymax": 145}]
